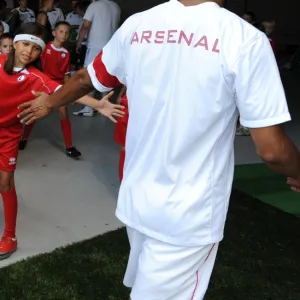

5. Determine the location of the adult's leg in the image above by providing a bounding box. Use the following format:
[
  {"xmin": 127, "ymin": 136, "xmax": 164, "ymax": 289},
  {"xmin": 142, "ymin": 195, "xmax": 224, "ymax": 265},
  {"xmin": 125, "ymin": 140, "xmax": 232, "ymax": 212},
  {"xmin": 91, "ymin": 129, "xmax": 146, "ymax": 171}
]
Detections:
[{"xmin": 124, "ymin": 227, "xmax": 218, "ymax": 300}]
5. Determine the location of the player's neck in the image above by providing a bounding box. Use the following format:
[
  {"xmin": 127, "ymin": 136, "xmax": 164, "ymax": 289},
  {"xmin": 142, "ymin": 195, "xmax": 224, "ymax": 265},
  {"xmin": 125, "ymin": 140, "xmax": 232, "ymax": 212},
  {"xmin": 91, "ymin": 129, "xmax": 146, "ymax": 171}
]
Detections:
[
  {"xmin": 53, "ymin": 40, "xmax": 63, "ymax": 49},
  {"xmin": 19, "ymin": 6, "xmax": 27, "ymax": 11},
  {"xmin": 179, "ymin": 0, "xmax": 218, "ymax": 6},
  {"xmin": 14, "ymin": 58, "xmax": 26, "ymax": 69}
]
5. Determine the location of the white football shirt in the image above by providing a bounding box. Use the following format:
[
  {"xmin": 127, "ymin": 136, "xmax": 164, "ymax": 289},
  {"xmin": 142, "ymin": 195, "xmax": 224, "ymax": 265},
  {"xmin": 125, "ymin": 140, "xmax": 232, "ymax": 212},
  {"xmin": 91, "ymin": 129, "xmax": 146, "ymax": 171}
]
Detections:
[
  {"xmin": 83, "ymin": 0, "xmax": 120, "ymax": 49},
  {"xmin": 13, "ymin": 7, "xmax": 36, "ymax": 23},
  {"xmin": 65, "ymin": 11, "xmax": 82, "ymax": 26},
  {"xmin": 47, "ymin": 7, "xmax": 64, "ymax": 29},
  {"xmin": 87, "ymin": 0, "xmax": 290, "ymax": 247}
]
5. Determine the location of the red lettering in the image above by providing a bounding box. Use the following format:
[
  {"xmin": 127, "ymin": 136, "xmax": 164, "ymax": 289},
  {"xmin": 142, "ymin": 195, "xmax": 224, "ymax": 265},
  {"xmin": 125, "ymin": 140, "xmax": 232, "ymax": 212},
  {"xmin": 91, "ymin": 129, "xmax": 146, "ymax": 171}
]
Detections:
[
  {"xmin": 194, "ymin": 36, "xmax": 208, "ymax": 50},
  {"xmin": 141, "ymin": 31, "xmax": 152, "ymax": 43},
  {"xmin": 155, "ymin": 31, "xmax": 165, "ymax": 44},
  {"xmin": 212, "ymin": 39, "xmax": 220, "ymax": 53},
  {"xmin": 167, "ymin": 30, "xmax": 177, "ymax": 43},
  {"xmin": 178, "ymin": 31, "xmax": 194, "ymax": 46},
  {"xmin": 131, "ymin": 32, "xmax": 139, "ymax": 44}
]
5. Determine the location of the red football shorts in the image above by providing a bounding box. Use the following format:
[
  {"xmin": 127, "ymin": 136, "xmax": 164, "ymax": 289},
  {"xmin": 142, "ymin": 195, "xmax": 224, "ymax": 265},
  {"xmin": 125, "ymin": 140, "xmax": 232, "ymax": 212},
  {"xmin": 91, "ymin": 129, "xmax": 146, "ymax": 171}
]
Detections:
[
  {"xmin": 114, "ymin": 95, "xmax": 129, "ymax": 147},
  {"xmin": 0, "ymin": 126, "xmax": 22, "ymax": 172}
]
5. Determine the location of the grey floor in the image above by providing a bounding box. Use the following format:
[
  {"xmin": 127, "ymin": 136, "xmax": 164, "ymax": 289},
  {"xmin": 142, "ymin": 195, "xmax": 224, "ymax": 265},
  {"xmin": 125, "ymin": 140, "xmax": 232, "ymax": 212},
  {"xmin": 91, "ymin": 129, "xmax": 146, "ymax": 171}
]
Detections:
[{"xmin": 0, "ymin": 70, "xmax": 299, "ymax": 267}]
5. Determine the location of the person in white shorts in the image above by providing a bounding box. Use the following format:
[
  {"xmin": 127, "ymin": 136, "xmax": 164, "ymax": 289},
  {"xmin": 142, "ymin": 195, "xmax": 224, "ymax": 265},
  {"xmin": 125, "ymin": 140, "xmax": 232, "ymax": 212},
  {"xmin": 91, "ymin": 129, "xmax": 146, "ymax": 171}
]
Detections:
[
  {"xmin": 73, "ymin": 0, "xmax": 120, "ymax": 117},
  {"xmin": 19, "ymin": 0, "xmax": 300, "ymax": 299}
]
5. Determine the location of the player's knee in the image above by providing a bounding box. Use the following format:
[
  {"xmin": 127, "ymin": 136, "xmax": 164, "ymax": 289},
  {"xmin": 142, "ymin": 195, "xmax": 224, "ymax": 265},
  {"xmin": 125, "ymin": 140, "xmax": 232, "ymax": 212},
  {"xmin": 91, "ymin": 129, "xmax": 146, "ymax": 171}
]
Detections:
[
  {"xmin": 0, "ymin": 173, "xmax": 13, "ymax": 193},
  {"xmin": 0, "ymin": 180, "xmax": 11, "ymax": 193}
]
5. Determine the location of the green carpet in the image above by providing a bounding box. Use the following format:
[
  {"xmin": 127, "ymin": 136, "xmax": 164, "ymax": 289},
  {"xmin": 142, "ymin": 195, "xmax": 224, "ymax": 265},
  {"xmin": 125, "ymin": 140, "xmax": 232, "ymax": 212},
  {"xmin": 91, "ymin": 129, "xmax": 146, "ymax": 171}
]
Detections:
[
  {"xmin": 0, "ymin": 190, "xmax": 299, "ymax": 299},
  {"xmin": 234, "ymin": 163, "xmax": 300, "ymax": 216}
]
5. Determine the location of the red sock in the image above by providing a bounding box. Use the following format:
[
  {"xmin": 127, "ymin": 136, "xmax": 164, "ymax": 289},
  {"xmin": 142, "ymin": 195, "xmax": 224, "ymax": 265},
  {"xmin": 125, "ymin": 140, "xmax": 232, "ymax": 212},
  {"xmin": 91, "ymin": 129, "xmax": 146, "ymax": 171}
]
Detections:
[
  {"xmin": 1, "ymin": 188, "xmax": 18, "ymax": 238},
  {"xmin": 23, "ymin": 123, "xmax": 35, "ymax": 141},
  {"xmin": 60, "ymin": 118, "xmax": 73, "ymax": 149},
  {"xmin": 119, "ymin": 149, "xmax": 125, "ymax": 182}
]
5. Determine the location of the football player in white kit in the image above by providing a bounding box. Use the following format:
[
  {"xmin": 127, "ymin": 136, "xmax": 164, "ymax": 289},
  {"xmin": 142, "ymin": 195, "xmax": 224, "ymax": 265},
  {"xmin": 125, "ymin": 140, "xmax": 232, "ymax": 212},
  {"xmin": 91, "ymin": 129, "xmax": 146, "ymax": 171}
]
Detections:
[{"xmin": 19, "ymin": 0, "xmax": 300, "ymax": 299}]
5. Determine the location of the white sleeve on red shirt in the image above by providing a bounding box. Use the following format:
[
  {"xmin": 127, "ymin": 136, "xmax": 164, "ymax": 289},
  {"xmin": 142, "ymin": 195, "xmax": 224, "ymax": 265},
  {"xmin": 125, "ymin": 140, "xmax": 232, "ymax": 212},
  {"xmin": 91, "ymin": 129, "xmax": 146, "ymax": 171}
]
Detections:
[
  {"xmin": 233, "ymin": 34, "xmax": 291, "ymax": 128},
  {"xmin": 87, "ymin": 27, "xmax": 125, "ymax": 92},
  {"xmin": 30, "ymin": 69, "xmax": 61, "ymax": 94}
]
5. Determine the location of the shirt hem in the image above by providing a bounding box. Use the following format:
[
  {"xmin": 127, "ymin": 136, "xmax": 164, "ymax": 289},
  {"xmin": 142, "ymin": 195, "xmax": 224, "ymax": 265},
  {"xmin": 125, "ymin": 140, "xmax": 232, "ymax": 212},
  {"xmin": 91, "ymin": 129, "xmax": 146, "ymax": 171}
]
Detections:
[
  {"xmin": 115, "ymin": 210, "xmax": 224, "ymax": 247},
  {"xmin": 240, "ymin": 113, "xmax": 291, "ymax": 128}
]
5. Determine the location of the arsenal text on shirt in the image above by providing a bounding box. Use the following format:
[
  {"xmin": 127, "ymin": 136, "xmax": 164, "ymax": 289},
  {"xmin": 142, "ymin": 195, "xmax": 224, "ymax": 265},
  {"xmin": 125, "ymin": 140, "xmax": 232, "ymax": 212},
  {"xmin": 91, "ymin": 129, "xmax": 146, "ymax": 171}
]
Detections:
[{"xmin": 131, "ymin": 30, "xmax": 220, "ymax": 52}]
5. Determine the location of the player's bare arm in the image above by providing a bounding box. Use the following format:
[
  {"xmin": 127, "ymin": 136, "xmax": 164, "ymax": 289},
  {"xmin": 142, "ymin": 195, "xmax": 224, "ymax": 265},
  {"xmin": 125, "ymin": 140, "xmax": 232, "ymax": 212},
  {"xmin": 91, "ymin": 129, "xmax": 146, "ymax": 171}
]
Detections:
[
  {"xmin": 250, "ymin": 126, "xmax": 300, "ymax": 191},
  {"xmin": 76, "ymin": 20, "xmax": 91, "ymax": 50},
  {"xmin": 18, "ymin": 68, "xmax": 94, "ymax": 124}
]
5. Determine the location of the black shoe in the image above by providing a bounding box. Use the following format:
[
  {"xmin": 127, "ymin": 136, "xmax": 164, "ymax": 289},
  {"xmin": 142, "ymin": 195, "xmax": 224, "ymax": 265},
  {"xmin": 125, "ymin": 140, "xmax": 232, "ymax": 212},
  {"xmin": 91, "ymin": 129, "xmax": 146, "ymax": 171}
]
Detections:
[
  {"xmin": 19, "ymin": 140, "xmax": 28, "ymax": 151},
  {"xmin": 66, "ymin": 147, "xmax": 81, "ymax": 159}
]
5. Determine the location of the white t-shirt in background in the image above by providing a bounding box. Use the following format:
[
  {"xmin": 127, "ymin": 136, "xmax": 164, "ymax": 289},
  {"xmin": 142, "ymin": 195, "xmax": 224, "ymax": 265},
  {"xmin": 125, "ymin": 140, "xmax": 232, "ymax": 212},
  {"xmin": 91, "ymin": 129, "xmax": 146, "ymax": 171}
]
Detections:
[
  {"xmin": 87, "ymin": 0, "xmax": 290, "ymax": 247},
  {"xmin": 84, "ymin": 0, "xmax": 120, "ymax": 49},
  {"xmin": 13, "ymin": 7, "xmax": 35, "ymax": 23},
  {"xmin": 66, "ymin": 11, "xmax": 82, "ymax": 26},
  {"xmin": 47, "ymin": 7, "xmax": 64, "ymax": 29}
]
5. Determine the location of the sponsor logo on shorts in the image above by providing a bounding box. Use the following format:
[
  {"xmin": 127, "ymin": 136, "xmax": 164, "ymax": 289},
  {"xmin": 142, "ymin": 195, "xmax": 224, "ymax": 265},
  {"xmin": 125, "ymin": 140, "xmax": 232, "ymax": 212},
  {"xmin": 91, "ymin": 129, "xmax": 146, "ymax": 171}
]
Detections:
[{"xmin": 8, "ymin": 157, "xmax": 16, "ymax": 166}]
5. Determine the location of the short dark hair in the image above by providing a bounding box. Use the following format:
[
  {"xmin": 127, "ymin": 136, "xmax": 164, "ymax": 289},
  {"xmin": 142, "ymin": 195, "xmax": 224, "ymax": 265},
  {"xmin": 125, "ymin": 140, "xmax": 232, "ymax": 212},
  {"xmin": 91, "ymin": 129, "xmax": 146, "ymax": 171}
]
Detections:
[
  {"xmin": 0, "ymin": 33, "xmax": 13, "ymax": 43},
  {"xmin": 4, "ymin": 22, "xmax": 48, "ymax": 75},
  {"xmin": 54, "ymin": 21, "xmax": 71, "ymax": 30},
  {"xmin": 244, "ymin": 11, "xmax": 256, "ymax": 21}
]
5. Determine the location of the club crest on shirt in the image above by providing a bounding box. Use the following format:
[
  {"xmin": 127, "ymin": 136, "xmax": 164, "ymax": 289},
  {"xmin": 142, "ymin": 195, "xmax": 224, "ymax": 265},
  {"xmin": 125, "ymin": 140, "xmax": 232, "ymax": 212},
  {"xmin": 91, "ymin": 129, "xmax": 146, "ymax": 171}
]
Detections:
[
  {"xmin": 61, "ymin": 53, "xmax": 66, "ymax": 58},
  {"xmin": 46, "ymin": 49, "xmax": 51, "ymax": 54},
  {"xmin": 17, "ymin": 75, "xmax": 26, "ymax": 82}
]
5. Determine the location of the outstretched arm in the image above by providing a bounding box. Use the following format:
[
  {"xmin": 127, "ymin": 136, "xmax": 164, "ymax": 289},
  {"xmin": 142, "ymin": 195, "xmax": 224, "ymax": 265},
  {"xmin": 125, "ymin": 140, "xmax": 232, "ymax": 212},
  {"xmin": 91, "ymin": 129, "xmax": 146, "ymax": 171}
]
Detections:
[
  {"xmin": 51, "ymin": 68, "xmax": 95, "ymax": 109},
  {"xmin": 18, "ymin": 25, "xmax": 126, "ymax": 124}
]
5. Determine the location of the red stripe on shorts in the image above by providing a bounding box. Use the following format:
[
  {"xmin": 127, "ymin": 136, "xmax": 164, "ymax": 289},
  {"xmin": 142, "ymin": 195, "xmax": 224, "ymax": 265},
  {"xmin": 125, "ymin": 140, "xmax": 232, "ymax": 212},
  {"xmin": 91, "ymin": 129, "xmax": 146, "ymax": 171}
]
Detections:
[
  {"xmin": 191, "ymin": 244, "xmax": 215, "ymax": 299},
  {"xmin": 191, "ymin": 271, "xmax": 199, "ymax": 300}
]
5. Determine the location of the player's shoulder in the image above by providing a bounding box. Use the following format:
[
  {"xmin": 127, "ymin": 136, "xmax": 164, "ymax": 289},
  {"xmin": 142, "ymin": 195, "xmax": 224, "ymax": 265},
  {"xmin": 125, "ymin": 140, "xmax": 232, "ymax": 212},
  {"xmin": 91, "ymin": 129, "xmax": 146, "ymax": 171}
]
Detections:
[
  {"xmin": 219, "ymin": 8, "xmax": 264, "ymax": 46},
  {"xmin": 26, "ymin": 66, "xmax": 47, "ymax": 81}
]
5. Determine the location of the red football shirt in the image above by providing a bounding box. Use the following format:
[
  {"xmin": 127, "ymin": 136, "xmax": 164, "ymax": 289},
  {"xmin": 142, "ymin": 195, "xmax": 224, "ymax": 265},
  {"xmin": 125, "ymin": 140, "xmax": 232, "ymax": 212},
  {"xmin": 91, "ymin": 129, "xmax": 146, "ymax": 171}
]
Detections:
[
  {"xmin": 41, "ymin": 42, "xmax": 71, "ymax": 84},
  {"xmin": 0, "ymin": 54, "xmax": 60, "ymax": 129}
]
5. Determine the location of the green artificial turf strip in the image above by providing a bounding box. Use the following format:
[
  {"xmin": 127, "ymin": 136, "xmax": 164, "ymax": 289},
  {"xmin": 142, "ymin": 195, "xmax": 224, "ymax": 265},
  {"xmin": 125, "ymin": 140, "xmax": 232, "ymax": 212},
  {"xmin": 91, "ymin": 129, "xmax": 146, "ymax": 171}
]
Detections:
[
  {"xmin": 0, "ymin": 190, "xmax": 299, "ymax": 300},
  {"xmin": 234, "ymin": 164, "xmax": 300, "ymax": 216}
]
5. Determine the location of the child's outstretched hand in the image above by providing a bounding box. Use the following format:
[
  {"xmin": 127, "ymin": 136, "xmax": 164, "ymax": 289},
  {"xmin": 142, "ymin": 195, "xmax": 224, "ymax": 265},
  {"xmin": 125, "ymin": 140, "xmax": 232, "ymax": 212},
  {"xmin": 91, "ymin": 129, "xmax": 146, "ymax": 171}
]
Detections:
[{"xmin": 96, "ymin": 91, "xmax": 125, "ymax": 123}]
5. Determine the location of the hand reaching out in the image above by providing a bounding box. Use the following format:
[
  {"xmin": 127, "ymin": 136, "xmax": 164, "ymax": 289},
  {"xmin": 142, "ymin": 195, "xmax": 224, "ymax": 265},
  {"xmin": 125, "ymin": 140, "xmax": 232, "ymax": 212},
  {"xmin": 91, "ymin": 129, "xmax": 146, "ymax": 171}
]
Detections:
[
  {"xmin": 95, "ymin": 91, "xmax": 125, "ymax": 123},
  {"xmin": 18, "ymin": 91, "xmax": 53, "ymax": 125}
]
